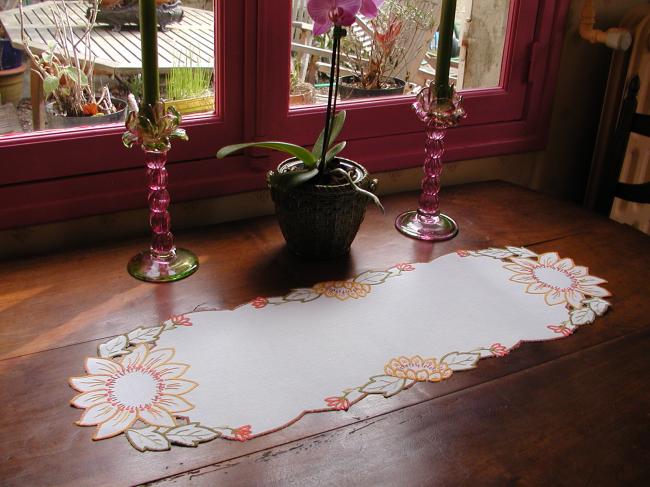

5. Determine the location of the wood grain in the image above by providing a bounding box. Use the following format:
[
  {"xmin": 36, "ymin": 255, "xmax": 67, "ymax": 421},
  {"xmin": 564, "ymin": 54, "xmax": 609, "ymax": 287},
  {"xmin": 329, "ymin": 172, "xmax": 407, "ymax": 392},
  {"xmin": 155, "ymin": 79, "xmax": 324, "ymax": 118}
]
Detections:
[
  {"xmin": 151, "ymin": 330, "xmax": 650, "ymax": 487},
  {"xmin": 0, "ymin": 182, "xmax": 622, "ymax": 361},
  {"xmin": 0, "ymin": 182, "xmax": 648, "ymax": 486}
]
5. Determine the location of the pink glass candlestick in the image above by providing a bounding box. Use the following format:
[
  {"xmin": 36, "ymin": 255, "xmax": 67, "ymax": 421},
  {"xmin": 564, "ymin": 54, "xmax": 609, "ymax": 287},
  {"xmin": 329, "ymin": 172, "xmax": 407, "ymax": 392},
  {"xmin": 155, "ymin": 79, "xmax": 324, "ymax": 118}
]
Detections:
[
  {"xmin": 395, "ymin": 83, "xmax": 466, "ymax": 241},
  {"xmin": 127, "ymin": 147, "xmax": 198, "ymax": 282},
  {"xmin": 123, "ymin": 97, "xmax": 198, "ymax": 282}
]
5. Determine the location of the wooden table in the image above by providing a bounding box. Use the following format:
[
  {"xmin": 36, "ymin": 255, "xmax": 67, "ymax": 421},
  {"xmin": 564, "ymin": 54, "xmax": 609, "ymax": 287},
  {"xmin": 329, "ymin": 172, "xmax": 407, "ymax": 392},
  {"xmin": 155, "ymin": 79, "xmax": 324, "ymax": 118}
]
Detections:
[{"xmin": 1, "ymin": 181, "xmax": 649, "ymax": 486}]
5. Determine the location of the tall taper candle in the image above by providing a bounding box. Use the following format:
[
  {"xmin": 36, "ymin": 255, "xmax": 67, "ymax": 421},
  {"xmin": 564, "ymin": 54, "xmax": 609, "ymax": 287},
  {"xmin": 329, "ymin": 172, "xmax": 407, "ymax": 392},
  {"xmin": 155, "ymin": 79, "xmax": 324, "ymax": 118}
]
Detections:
[
  {"xmin": 435, "ymin": 0, "xmax": 457, "ymax": 100},
  {"xmin": 139, "ymin": 0, "xmax": 160, "ymax": 113}
]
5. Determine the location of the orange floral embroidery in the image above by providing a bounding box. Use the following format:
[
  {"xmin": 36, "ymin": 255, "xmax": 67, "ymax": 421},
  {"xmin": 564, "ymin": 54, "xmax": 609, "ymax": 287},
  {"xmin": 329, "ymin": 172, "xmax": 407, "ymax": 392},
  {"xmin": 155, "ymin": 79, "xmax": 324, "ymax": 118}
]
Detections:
[
  {"xmin": 171, "ymin": 315, "xmax": 192, "ymax": 327},
  {"xmin": 232, "ymin": 425, "xmax": 252, "ymax": 441},
  {"xmin": 384, "ymin": 355, "xmax": 453, "ymax": 382},
  {"xmin": 313, "ymin": 280, "xmax": 371, "ymax": 300},
  {"xmin": 395, "ymin": 263, "xmax": 415, "ymax": 271},
  {"xmin": 324, "ymin": 396, "xmax": 350, "ymax": 410},
  {"xmin": 251, "ymin": 297, "xmax": 268, "ymax": 309}
]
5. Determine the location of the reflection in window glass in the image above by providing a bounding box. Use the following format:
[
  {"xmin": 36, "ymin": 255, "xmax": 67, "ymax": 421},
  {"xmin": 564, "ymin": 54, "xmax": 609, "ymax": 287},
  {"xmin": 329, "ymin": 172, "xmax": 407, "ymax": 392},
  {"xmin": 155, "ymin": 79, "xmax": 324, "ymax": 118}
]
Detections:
[
  {"xmin": 0, "ymin": 0, "xmax": 214, "ymax": 137},
  {"xmin": 290, "ymin": 0, "xmax": 509, "ymax": 107}
]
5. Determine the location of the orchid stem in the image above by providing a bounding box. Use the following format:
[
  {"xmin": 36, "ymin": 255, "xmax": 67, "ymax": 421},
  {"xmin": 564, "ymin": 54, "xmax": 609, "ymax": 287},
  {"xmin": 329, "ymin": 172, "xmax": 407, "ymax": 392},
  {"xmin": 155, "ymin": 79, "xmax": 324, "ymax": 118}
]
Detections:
[{"xmin": 320, "ymin": 26, "xmax": 343, "ymax": 174}]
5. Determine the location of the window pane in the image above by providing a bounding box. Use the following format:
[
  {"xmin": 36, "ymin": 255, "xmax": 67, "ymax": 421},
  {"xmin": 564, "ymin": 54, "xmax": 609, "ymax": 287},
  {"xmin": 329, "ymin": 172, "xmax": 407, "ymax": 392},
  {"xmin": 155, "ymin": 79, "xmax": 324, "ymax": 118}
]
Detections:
[
  {"xmin": 0, "ymin": 0, "xmax": 215, "ymax": 137},
  {"xmin": 289, "ymin": 0, "xmax": 509, "ymax": 107}
]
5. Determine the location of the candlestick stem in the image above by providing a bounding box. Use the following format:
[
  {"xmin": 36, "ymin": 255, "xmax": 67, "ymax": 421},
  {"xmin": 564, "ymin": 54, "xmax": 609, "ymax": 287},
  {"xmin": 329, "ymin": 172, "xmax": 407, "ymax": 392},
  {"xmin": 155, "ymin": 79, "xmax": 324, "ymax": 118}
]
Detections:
[
  {"xmin": 395, "ymin": 83, "xmax": 466, "ymax": 241},
  {"xmin": 127, "ymin": 147, "xmax": 198, "ymax": 282}
]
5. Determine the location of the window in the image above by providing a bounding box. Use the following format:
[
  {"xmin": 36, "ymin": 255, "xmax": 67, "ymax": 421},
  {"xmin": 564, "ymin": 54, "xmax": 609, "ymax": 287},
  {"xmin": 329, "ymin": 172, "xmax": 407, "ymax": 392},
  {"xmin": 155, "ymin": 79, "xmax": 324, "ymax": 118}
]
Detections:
[
  {"xmin": 289, "ymin": 0, "xmax": 511, "ymax": 107},
  {"xmin": 255, "ymin": 0, "xmax": 568, "ymax": 171},
  {"xmin": 0, "ymin": 0, "xmax": 569, "ymax": 230}
]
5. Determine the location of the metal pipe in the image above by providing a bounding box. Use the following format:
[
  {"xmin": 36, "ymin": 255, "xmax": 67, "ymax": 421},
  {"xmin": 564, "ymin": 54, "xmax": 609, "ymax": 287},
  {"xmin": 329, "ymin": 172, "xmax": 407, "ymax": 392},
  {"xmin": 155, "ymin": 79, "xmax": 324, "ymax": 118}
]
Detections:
[{"xmin": 579, "ymin": 0, "xmax": 632, "ymax": 51}]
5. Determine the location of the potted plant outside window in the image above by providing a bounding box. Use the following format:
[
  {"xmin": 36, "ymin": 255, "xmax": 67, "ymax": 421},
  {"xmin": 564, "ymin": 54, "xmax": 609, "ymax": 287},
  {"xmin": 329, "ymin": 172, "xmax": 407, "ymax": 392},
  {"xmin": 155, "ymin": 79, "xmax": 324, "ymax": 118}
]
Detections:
[
  {"xmin": 163, "ymin": 53, "xmax": 214, "ymax": 115},
  {"xmin": 19, "ymin": 0, "xmax": 125, "ymax": 128},
  {"xmin": 339, "ymin": 0, "xmax": 441, "ymax": 98},
  {"xmin": 217, "ymin": 0, "xmax": 386, "ymax": 259},
  {"xmin": 0, "ymin": 35, "xmax": 26, "ymax": 107}
]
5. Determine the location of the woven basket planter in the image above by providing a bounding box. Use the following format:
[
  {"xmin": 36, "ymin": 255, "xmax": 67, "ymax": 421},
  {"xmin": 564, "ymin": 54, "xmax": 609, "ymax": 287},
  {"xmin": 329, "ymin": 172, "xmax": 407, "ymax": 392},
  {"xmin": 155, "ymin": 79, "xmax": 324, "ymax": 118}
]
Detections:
[{"xmin": 267, "ymin": 157, "xmax": 378, "ymax": 259}]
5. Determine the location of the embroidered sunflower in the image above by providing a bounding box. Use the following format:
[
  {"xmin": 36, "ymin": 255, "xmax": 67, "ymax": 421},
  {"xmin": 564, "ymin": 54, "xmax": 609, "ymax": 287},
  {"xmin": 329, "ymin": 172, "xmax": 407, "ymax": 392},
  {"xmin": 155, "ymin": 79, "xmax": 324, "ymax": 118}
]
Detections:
[
  {"xmin": 384, "ymin": 355, "xmax": 453, "ymax": 382},
  {"xmin": 313, "ymin": 280, "xmax": 371, "ymax": 300},
  {"xmin": 503, "ymin": 252, "xmax": 610, "ymax": 307},
  {"xmin": 70, "ymin": 344, "xmax": 197, "ymax": 440}
]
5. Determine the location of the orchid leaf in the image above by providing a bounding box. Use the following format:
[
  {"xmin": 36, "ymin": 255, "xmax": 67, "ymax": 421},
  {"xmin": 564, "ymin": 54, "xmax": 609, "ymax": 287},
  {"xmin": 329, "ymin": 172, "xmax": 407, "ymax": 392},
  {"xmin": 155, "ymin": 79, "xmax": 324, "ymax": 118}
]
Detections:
[
  {"xmin": 325, "ymin": 141, "xmax": 346, "ymax": 164},
  {"xmin": 312, "ymin": 110, "xmax": 346, "ymax": 159},
  {"xmin": 217, "ymin": 142, "xmax": 316, "ymax": 167},
  {"xmin": 329, "ymin": 167, "xmax": 384, "ymax": 213},
  {"xmin": 268, "ymin": 167, "xmax": 319, "ymax": 188}
]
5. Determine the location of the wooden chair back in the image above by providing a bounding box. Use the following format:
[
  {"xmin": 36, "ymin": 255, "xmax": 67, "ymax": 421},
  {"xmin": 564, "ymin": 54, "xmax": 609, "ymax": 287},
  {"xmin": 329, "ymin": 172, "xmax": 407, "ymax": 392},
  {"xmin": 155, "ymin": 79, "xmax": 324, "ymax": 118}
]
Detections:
[{"xmin": 596, "ymin": 75, "xmax": 650, "ymax": 214}]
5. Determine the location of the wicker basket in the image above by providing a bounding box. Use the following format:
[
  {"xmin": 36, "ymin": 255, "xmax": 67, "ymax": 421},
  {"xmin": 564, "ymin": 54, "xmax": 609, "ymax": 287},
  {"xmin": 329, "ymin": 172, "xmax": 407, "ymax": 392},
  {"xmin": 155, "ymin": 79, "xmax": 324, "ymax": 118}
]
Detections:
[{"xmin": 267, "ymin": 157, "xmax": 378, "ymax": 259}]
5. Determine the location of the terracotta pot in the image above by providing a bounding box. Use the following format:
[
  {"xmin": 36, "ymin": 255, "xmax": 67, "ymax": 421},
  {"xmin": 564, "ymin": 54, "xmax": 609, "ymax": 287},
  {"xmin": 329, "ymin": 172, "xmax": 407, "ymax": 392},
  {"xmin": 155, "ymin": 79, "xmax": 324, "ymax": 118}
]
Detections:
[
  {"xmin": 0, "ymin": 63, "xmax": 26, "ymax": 107},
  {"xmin": 289, "ymin": 82, "xmax": 315, "ymax": 106},
  {"xmin": 338, "ymin": 75, "xmax": 406, "ymax": 99},
  {"xmin": 267, "ymin": 157, "xmax": 378, "ymax": 259}
]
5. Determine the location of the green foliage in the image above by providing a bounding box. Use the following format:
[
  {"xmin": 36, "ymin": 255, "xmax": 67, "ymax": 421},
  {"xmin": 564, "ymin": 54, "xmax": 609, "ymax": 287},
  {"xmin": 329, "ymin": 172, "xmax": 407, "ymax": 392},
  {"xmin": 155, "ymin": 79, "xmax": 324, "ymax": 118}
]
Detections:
[
  {"xmin": 165, "ymin": 51, "xmax": 212, "ymax": 101},
  {"xmin": 312, "ymin": 110, "xmax": 346, "ymax": 159},
  {"xmin": 217, "ymin": 141, "xmax": 317, "ymax": 168}
]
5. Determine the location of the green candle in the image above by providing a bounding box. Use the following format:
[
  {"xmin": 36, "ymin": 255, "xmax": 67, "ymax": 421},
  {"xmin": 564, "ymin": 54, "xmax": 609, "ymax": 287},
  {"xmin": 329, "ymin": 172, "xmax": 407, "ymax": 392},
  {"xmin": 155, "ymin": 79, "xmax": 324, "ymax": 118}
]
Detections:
[
  {"xmin": 139, "ymin": 0, "xmax": 160, "ymax": 113},
  {"xmin": 435, "ymin": 0, "xmax": 457, "ymax": 100}
]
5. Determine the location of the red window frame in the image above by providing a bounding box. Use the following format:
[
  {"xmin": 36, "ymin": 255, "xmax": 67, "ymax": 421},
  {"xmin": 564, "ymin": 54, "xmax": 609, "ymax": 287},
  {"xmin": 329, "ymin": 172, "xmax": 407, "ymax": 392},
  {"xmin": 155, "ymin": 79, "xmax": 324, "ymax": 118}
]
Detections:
[{"xmin": 0, "ymin": 0, "xmax": 570, "ymax": 230}]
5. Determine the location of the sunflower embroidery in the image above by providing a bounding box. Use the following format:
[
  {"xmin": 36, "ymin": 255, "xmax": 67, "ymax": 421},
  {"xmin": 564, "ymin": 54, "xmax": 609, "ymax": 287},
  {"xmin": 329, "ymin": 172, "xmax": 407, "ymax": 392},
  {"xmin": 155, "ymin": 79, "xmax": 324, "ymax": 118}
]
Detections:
[
  {"xmin": 503, "ymin": 252, "xmax": 610, "ymax": 307},
  {"xmin": 312, "ymin": 280, "xmax": 371, "ymax": 300},
  {"xmin": 70, "ymin": 344, "xmax": 197, "ymax": 440},
  {"xmin": 384, "ymin": 355, "xmax": 453, "ymax": 382}
]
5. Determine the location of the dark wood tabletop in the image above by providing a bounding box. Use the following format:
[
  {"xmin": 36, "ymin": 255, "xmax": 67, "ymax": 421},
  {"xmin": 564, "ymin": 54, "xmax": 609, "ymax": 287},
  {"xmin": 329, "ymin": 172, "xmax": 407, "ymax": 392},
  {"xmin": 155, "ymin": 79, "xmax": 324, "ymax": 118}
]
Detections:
[{"xmin": 1, "ymin": 181, "xmax": 649, "ymax": 486}]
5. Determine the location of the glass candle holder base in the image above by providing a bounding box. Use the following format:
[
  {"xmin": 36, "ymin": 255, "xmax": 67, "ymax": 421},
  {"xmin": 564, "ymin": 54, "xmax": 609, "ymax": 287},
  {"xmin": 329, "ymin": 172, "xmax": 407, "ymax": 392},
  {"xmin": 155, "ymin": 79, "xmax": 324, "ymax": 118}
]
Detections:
[
  {"xmin": 395, "ymin": 210, "xmax": 458, "ymax": 241},
  {"xmin": 127, "ymin": 248, "xmax": 199, "ymax": 283}
]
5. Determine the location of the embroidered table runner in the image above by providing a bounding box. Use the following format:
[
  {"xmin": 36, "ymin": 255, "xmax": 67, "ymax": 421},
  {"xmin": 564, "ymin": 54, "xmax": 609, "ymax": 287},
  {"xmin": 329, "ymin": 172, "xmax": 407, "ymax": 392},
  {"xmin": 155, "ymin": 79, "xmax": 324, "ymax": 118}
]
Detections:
[{"xmin": 69, "ymin": 246, "xmax": 611, "ymax": 452}]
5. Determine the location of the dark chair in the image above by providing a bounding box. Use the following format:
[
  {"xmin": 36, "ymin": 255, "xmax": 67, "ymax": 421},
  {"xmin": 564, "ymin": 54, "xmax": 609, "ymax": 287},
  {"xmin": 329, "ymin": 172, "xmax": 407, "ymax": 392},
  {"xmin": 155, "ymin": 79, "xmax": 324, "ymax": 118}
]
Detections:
[{"xmin": 594, "ymin": 75, "xmax": 650, "ymax": 215}]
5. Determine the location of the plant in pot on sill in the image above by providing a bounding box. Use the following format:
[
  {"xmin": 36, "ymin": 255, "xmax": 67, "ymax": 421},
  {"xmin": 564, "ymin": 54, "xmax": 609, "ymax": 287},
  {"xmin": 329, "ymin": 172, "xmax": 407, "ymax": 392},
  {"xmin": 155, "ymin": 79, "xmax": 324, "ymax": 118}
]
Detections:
[
  {"xmin": 217, "ymin": 0, "xmax": 385, "ymax": 260},
  {"xmin": 0, "ymin": 30, "xmax": 27, "ymax": 108},
  {"xmin": 339, "ymin": 0, "xmax": 441, "ymax": 99},
  {"xmin": 18, "ymin": 0, "xmax": 125, "ymax": 128},
  {"xmin": 289, "ymin": 61, "xmax": 316, "ymax": 106},
  {"xmin": 163, "ymin": 52, "xmax": 214, "ymax": 115}
]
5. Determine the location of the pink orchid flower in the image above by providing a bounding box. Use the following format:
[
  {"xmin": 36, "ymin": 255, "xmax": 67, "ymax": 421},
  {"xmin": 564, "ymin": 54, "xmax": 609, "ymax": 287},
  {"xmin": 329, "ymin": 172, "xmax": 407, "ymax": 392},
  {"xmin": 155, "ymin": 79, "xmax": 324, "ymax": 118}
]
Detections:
[
  {"xmin": 360, "ymin": 0, "xmax": 385, "ymax": 17},
  {"xmin": 308, "ymin": 0, "xmax": 384, "ymax": 36}
]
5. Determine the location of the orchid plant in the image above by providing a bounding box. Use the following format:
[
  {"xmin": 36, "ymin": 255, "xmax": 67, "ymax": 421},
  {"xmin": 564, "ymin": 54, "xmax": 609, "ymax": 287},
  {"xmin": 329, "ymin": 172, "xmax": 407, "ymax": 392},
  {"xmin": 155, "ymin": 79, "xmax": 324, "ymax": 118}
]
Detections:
[{"xmin": 217, "ymin": 0, "xmax": 384, "ymax": 208}]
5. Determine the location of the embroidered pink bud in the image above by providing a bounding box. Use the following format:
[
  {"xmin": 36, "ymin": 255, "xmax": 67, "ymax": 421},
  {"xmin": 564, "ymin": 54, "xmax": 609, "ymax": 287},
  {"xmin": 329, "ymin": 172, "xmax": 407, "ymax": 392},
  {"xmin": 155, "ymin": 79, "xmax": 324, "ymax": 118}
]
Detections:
[{"xmin": 490, "ymin": 343, "xmax": 509, "ymax": 357}]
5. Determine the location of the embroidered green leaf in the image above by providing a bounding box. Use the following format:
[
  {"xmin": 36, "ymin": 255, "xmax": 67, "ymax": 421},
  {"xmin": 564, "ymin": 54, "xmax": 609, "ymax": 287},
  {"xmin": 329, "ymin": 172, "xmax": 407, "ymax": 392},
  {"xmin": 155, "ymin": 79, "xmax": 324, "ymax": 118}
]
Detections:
[
  {"xmin": 569, "ymin": 307, "xmax": 596, "ymax": 326},
  {"xmin": 284, "ymin": 288, "xmax": 321, "ymax": 303},
  {"xmin": 354, "ymin": 270, "xmax": 392, "ymax": 285},
  {"xmin": 127, "ymin": 325, "xmax": 164, "ymax": 344},
  {"xmin": 166, "ymin": 423, "xmax": 221, "ymax": 447},
  {"xmin": 505, "ymin": 246, "xmax": 538, "ymax": 259},
  {"xmin": 476, "ymin": 248, "xmax": 514, "ymax": 260},
  {"xmin": 126, "ymin": 426, "xmax": 170, "ymax": 452},
  {"xmin": 97, "ymin": 335, "xmax": 128, "ymax": 358},
  {"xmin": 583, "ymin": 297, "xmax": 610, "ymax": 316},
  {"xmin": 359, "ymin": 375, "xmax": 412, "ymax": 398},
  {"xmin": 441, "ymin": 351, "xmax": 481, "ymax": 371}
]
